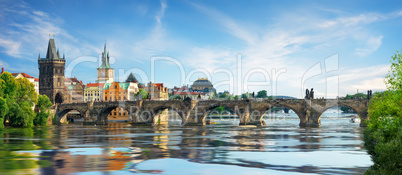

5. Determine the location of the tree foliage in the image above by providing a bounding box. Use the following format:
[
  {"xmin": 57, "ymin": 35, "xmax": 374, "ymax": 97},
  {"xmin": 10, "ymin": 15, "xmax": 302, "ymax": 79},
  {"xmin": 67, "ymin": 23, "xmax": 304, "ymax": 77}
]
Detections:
[
  {"xmin": 343, "ymin": 93, "xmax": 367, "ymax": 99},
  {"xmin": 15, "ymin": 78, "xmax": 37, "ymax": 105},
  {"xmin": 135, "ymin": 89, "xmax": 148, "ymax": 99},
  {"xmin": 385, "ymin": 49, "xmax": 402, "ymax": 90},
  {"xmin": 364, "ymin": 49, "xmax": 402, "ymax": 174},
  {"xmin": 0, "ymin": 72, "xmax": 18, "ymax": 98},
  {"xmin": 256, "ymin": 90, "xmax": 267, "ymax": 98},
  {"xmin": 0, "ymin": 72, "xmax": 53, "ymax": 128}
]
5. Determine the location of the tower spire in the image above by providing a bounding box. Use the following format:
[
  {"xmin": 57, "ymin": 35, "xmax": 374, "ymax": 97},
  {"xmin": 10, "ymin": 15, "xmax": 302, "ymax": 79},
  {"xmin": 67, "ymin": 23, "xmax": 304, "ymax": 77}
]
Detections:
[{"xmin": 46, "ymin": 38, "xmax": 58, "ymax": 59}]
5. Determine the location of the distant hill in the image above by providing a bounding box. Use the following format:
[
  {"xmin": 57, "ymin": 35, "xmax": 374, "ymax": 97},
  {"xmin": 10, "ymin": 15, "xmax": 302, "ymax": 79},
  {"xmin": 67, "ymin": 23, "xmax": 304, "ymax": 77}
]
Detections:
[{"xmin": 268, "ymin": 95, "xmax": 297, "ymax": 99}]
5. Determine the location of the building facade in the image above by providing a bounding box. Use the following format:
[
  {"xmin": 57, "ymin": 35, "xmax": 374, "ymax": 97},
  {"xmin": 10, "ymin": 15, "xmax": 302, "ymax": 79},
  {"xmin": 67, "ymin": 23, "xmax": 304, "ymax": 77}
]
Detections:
[
  {"xmin": 103, "ymin": 82, "xmax": 128, "ymax": 119},
  {"xmin": 84, "ymin": 83, "xmax": 104, "ymax": 102},
  {"xmin": 145, "ymin": 82, "xmax": 168, "ymax": 100},
  {"xmin": 66, "ymin": 84, "xmax": 84, "ymax": 102},
  {"xmin": 38, "ymin": 38, "xmax": 66, "ymax": 104}
]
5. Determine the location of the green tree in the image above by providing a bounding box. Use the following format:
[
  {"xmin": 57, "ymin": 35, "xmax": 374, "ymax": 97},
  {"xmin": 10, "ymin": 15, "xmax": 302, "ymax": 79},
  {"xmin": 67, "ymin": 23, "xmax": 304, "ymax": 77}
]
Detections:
[
  {"xmin": 234, "ymin": 95, "xmax": 239, "ymax": 100},
  {"xmin": 15, "ymin": 78, "xmax": 37, "ymax": 105},
  {"xmin": 0, "ymin": 72, "xmax": 18, "ymax": 98},
  {"xmin": 219, "ymin": 92, "xmax": 228, "ymax": 99},
  {"xmin": 0, "ymin": 97, "xmax": 8, "ymax": 129},
  {"xmin": 135, "ymin": 89, "xmax": 148, "ymax": 99},
  {"xmin": 256, "ymin": 90, "xmax": 267, "ymax": 98},
  {"xmin": 0, "ymin": 73, "xmax": 43, "ymax": 127},
  {"xmin": 241, "ymin": 93, "xmax": 248, "ymax": 99},
  {"xmin": 173, "ymin": 96, "xmax": 182, "ymax": 100},
  {"xmin": 35, "ymin": 95, "xmax": 52, "ymax": 112},
  {"xmin": 364, "ymin": 49, "xmax": 402, "ymax": 174},
  {"xmin": 344, "ymin": 93, "xmax": 367, "ymax": 99},
  {"xmin": 0, "ymin": 78, "xmax": 5, "ymax": 97},
  {"xmin": 386, "ymin": 49, "xmax": 402, "ymax": 90},
  {"xmin": 34, "ymin": 95, "xmax": 53, "ymax": 126}
]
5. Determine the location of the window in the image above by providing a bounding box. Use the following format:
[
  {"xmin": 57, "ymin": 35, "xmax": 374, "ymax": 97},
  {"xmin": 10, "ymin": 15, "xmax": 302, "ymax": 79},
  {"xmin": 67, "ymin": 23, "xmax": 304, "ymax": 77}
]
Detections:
[{"xmin": 105, "ymin": 97, "xmax": 107, "ymax": 101}]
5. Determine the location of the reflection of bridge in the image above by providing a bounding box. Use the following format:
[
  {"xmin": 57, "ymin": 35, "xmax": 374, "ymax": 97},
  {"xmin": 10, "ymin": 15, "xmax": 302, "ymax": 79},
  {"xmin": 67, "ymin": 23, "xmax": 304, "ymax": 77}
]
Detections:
[{"xmin": 56, "ymin": 98, "xmax": 369, "ymax": 127}]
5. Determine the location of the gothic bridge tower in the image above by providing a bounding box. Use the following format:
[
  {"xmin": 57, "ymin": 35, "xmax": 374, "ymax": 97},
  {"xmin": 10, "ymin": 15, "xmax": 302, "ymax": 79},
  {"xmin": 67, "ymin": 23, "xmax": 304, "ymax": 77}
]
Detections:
[
  {"xmin": 38, "ymin": 38, "xmax": 66, "ymax": 104},
  {"xmin": 97, "ymin": 42, "xmax": 114, "ymax": 84}
]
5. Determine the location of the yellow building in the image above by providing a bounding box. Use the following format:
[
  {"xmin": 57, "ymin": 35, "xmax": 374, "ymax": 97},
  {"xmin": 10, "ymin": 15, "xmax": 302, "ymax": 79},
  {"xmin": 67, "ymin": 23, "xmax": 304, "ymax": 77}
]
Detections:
[
  {"xmin": 145, "ymin": 82, "xmax": 168, "ymax": 100},
  {"xmin": 103, "ymin": 81, "xmax": 139, "ymax": 120},
  {"xmin": 84, "ymin": 83, "xmax": 104, "ymax": 102}
]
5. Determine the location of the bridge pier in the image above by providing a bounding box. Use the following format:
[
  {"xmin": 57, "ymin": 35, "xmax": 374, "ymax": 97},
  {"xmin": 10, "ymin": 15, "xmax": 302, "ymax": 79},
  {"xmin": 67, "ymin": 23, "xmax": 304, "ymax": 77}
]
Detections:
[
  {"xmin": 358, "ymin": 111, "xmax": 369, "ymax": 127},
  {"xmin": 184, "ymin": 111, "xmax": 206, "ymax": 126},
  {"xmin": 299, "ymin": 107, "xmax": 322, "ymax": 127}
]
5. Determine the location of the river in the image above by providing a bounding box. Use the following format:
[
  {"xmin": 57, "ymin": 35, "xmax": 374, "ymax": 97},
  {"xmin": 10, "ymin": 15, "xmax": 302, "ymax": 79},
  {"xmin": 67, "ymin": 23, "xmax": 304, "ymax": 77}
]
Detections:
[{"xmin": 0, "ymin": 110, "xmax": 372, "ymax": 175}]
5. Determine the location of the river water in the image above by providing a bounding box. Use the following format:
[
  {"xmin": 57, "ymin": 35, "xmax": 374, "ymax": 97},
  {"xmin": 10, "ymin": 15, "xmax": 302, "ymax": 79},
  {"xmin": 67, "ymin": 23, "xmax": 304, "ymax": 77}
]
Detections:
[{"xmin": 0, "ymin": 110, "xmax": 372, "ymax": 175}]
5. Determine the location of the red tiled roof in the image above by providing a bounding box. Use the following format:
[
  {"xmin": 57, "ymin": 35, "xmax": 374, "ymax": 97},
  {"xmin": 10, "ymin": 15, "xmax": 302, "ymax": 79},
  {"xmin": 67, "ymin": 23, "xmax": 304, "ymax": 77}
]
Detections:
[
  {"xmin": 86, "ymin": 83, "xmax": 104, "ymax": 87},
  {"xmin": 154, "ymin": 83, "xmax": 164, "ymax": 90},
  {"xmin": 65, "ymin": 77, "xmax": 80, "ymax": 83},
  {"xmin": 11, "ymin": 73, "xmax": 35, "ymax": 79},
  {"xmin": 34, "ymin": 78, "xmax": 39, "ymax": 81}
]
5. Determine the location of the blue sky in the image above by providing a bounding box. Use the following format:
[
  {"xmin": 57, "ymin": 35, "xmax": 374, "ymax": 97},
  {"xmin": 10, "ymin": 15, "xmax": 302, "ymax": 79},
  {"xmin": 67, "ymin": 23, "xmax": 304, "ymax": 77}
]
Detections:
[{"xmin": 0, "ymin": 0, "xmax": 401, "ymax": 98}]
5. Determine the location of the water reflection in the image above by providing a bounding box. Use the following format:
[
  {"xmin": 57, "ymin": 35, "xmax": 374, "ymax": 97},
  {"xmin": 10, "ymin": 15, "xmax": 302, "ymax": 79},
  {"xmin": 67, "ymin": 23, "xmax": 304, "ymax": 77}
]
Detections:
[{"xmin": 0, "ymin": 119, "xmax": 371, "ymax": 174}]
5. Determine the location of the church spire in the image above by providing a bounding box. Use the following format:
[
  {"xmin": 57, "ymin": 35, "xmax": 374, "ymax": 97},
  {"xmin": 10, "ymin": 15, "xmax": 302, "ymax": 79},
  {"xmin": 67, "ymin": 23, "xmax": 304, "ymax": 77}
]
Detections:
[{"xmin": 99, "ymin": 41, "xmax": 112, "ymax": 69}]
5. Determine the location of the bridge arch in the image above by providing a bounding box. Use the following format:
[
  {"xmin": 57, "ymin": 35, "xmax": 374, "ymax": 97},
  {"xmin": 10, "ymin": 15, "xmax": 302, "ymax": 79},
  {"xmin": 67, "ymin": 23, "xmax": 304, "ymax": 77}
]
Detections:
[
  {"xmin": 98, "ymin": 104, "xmax": 129, "ymax": 122},
  {"xmin": 201, "ymin": 105, "xmax": 240, "ymax": 124},
  {"xmin": 256, "ymin": 103, "xmax": 303, "ymax": 124},
  {"xmin": 55, "ymin": 108, "xmax": 85, "ymax": 123},
  {"xmin": 317, "ymin": 103, "xmax": 365, "ymax": 124},
  {"xmin": 137, "ymin": 105, "xmax": 184, "ymax": 125}
]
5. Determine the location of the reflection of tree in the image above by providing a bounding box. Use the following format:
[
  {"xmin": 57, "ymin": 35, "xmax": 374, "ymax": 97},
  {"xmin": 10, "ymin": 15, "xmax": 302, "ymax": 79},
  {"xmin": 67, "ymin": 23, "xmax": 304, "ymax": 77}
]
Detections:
[{"xmin": 0, "ymin": 127, "xmax": 54, "ymax": 174}]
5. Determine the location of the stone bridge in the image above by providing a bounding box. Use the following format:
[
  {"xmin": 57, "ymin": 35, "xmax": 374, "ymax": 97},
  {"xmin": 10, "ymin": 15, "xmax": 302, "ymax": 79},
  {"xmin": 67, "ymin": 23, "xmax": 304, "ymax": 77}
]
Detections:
[{"xmin": 55, "ymin": 98, "xmax": 369, "ymax": 127}]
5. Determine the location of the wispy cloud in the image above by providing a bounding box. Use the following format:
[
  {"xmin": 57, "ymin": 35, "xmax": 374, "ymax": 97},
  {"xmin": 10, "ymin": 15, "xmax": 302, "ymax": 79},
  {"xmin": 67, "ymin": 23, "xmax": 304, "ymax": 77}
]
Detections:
[
  {"xmin": 190, "ymin": 3, "xmax": 258, "ymax": 45},
  {"xmin": 185, "ymin": 3, "xmax": 398, "ymax": 96},
  {"xmin": 0, "ymin": 37, "xmax": 21, "ymax": 56}
]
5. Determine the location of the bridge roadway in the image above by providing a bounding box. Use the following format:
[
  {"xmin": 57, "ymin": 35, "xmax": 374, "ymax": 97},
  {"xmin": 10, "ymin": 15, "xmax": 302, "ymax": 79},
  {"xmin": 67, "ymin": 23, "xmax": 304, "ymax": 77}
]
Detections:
[{"xmin": 55, "ymin": 98, "xmax": 369, "ymax": 127}]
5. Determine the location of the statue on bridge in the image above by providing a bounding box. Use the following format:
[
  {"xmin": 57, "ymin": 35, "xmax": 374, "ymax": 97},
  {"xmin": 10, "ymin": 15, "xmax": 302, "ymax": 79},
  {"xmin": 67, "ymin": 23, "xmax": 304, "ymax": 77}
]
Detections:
[
  {"xmin": 310, "ymin": 88, "xmax": 314, "ymax": 99},
  {"xmin": 305, "ymin": 89, "xmax": 310, "ymax": 99},
  {"xmin": 367, "ymin": 90, "xmax": 372, "ymax": 100},
  {"xmin": 305, "ymin": 88, "xmax": 314, "ymax": 99}
]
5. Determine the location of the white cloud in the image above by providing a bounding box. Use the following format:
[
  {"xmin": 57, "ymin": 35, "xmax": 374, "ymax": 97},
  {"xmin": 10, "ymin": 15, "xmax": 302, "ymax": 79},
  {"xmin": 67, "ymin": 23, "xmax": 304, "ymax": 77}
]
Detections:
[
  {"xmin": 355, "ymin": 35, "xmax": 383, "ymax": 57},
  {"xmin": 183, "ymin": 3, "xmax": 397, "ymax": 96},
  {"xmin": 190, "ymin": 2, "xmax": 258, "ymax": 45},
  {"xmin": 0, "ymin": 37, "xmax": 21, "ymax": 56}
]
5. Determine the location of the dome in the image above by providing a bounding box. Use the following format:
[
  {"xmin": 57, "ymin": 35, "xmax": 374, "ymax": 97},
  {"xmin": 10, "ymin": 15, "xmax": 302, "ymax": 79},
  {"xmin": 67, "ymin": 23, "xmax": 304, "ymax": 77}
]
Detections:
[{"xmin": 192, "ymin": 78, "xmax": 212, "ymax": 87}]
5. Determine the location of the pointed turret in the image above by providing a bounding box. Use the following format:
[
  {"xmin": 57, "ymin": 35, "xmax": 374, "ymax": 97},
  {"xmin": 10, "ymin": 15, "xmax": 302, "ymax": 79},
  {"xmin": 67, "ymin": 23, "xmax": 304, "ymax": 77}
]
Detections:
[
  {"xmin": 43, "ymin": 38, "xmax": 62, "ymax": 59},
  {"xmin": 125, "ymin": 72, "xmax": 138, "ymax": 83},
  {"xmin": 45, "ymin": 39, "xmax": 58, "ymax": 59},
  {"xmin": 38, "ymin": 53, "xmax": 40, "ymax": 60},
  {"xmin": 63, "ymin": 53, "xmax": 65, "ymax": 59},
  {"xmin": 99, "ymin": 41, "xmax": 112, "ymax": 69}
]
